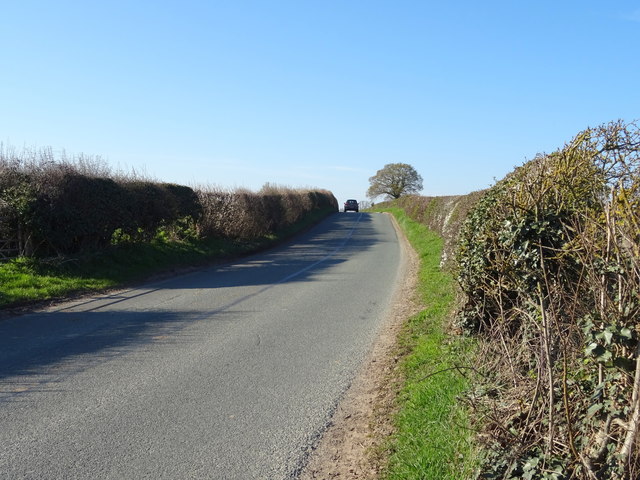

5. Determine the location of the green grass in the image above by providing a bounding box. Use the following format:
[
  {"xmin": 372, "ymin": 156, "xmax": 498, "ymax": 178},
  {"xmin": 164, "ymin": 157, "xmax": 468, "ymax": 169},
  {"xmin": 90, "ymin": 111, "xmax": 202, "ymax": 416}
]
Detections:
[
  {"xmin": 0, "ymin": 207, "xmax": 334, "ymax": 309},
  {"xmin": 374, "ymin": 207, "xmax": 478, "ymax": 480}
]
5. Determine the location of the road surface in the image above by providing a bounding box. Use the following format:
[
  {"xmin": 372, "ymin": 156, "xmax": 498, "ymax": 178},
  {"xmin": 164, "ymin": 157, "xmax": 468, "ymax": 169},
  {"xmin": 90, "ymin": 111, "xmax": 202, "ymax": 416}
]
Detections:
[{"xmin": 0, "ymin": 212, "xmax": 404, "ymax": 479}]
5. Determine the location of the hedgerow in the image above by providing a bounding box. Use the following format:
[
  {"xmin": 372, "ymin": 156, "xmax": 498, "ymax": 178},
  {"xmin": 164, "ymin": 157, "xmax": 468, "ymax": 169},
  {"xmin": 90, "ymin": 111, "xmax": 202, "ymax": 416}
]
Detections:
[
  {"xmin": 371, "ymin": 120, "xmax": 639, "ymax": 479},
  {"xmin": 0, "ymin": 146, "xmax": 338, "ymax": 257},
  {"xmin": 456, "ymin": 120, "xmax": 640, "ymax": 479},
  {"xmin": 195, "ymin": 183, "xmax": 337, "ymax": 240},
  {"xmin": 383, "ymin": 192, "xmax": 484, "ymax": 270}
]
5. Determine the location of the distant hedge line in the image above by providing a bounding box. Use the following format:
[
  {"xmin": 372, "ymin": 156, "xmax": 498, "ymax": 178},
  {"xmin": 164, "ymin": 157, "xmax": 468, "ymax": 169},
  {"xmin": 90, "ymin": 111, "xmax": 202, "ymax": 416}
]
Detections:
[
  {"xmin": 197, "ymin": 185, "xmax": 337, "ymax": 239},
  {"xmin": 385, "ymin": 191, "xmax": 485, "ymax": 269},
  {"xmin": 0, "ymin": 153, "xmax": 338, "ymax": 256}
]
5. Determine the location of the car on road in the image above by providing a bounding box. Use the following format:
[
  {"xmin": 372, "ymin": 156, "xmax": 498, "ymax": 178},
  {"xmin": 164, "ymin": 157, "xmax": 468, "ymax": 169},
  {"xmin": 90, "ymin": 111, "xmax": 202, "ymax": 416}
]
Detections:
[{"xmin": 344, "ymin": 199, "xmax": 359, "ymax": 212}]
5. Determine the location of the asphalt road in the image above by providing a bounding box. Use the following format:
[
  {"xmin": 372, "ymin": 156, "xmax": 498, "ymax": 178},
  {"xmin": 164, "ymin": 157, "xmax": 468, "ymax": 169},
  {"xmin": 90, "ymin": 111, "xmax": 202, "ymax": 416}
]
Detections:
[{"xmin": 0, "ymin": 212, "xmax": 404, "ymax": 479}]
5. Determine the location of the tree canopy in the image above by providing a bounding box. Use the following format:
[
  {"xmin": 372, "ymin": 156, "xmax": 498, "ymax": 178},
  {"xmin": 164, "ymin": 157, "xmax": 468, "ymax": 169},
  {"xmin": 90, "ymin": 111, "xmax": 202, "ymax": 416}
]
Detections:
[{"xmin": 366, "ymin": 163, "xmax": 423, "ymax": 200}]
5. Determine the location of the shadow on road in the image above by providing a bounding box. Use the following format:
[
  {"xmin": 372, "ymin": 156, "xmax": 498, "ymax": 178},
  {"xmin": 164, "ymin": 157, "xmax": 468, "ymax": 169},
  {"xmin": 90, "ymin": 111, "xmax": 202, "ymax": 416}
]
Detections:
[
  {"xmin": 0, "ymin": 309, "xmax": 210, "ymax": 397},
  {"xmin": 162, "ymin": 212, "xmax": 383, "ymax": 289},
  {"xmin": 0, "ymin": 212, "xmax": 393, "ymax": 396}
]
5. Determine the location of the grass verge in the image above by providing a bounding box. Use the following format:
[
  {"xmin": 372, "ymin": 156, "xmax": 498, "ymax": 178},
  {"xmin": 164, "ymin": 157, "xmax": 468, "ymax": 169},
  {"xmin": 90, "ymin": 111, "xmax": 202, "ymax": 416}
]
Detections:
[
  {"xmin": 374, "ymin": 206, "xmax": 478, "ymax": 479},
  {"xmin": 0, "ymin": 207, "xmax": 335, "ymax": 309}
]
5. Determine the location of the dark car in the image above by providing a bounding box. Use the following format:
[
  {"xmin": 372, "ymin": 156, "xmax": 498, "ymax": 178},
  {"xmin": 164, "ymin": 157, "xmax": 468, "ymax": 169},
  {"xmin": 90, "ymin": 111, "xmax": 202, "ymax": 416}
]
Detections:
[{"xmin": 344, "ymin": 199, "xmax": 359, "ymax": 212}]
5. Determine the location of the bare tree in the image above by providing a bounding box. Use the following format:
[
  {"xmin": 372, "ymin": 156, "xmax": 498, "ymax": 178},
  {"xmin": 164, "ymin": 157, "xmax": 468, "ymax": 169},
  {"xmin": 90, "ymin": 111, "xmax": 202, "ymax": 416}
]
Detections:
[{"xmin": 367, "ymin": 163, "xmax": 423, "ymax": 200}]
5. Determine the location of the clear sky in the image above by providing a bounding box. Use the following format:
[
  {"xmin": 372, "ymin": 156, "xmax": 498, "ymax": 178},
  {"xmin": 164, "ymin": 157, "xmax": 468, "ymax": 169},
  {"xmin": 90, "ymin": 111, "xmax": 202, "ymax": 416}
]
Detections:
[{"xmin": 2, "ymin": 1, "xmax": 639, "ymax": 205}]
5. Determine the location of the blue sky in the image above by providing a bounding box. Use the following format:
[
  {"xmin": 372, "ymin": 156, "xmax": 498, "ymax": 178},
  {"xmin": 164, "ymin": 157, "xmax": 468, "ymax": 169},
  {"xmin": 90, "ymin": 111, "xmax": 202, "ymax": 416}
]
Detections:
[{"xmin": 2, "ymin": 1, "xmax": 639, "ymax": 205}]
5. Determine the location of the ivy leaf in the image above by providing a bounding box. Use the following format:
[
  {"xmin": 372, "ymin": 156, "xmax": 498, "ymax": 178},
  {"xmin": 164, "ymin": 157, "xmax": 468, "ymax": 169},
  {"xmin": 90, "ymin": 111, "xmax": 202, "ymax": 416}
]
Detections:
[
  {"xmin": 620, "ymin": 327, "xmax": 633, "ymax": 339},
  {"xmin": 598, "ymin": 350, "xmax": 613, "ymax": 362},
  {"xmin": 523, "ymin": 457, "xmax": 540, "ymax": 471},
  {"xmin": 603, "ymin": 329, "xmax": 614, "ymax": 345},
  {"xmin": 587, "ymin": 403, "xmax": 603, "ymax": 419},
  {"xmin": 586, "ymin": 342, "xmax": 605, "ymax": 357}
]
